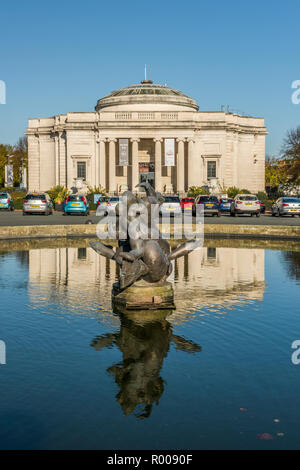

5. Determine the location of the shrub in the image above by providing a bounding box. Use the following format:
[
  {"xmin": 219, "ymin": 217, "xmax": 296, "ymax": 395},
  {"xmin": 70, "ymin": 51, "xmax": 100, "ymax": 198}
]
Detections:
[
  {"xmin": 47, "ymin": 185, "xmax": 67, "ymax": 203},
  {"xmin": 256, "ymin": 191, "xmax": 268, "ymax": 202},
  {"xmin": 227, "ymin": 186, "xmax": 241, "ymax": 198},
  {"xmin": 240, "ymin": 188, "xmax": 251, "ymax": 194},
  {"xmin": 87, "ymin": 185, "xmax": 107, "ymax": 196},
  {"xmin": 54, "ymin": 187, "xmax": 70, "ymax": 204},
  {"xmin": 187, "ymin": 186, "xmax": 208, "ymax": 198},
  {"xmin": 4, "ymin": 190, "xmax": 27, "ymax": 209}
]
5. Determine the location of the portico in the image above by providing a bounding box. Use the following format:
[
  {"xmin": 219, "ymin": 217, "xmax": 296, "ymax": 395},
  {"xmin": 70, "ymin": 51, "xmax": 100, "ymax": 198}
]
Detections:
[{"xmin": 26, "ymin": 79, "xmax": 267, "ymax": 195}]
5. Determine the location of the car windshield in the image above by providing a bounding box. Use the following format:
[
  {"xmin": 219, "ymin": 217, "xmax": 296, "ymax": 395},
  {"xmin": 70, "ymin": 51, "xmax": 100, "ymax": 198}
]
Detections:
[
  {"xmin": 221, "ymin": 198, "xmax": 232, "ymax": 203},
  {"xmin": 238, "ymin": 196, "xmax": 257, "ymax": 201},
  {"xmin": 198, "ymin": 196, "xmax": 218, "ymax": 202},
  {"xmin": 0, "ymin": 193, "xmax": 8, "ymax": 198},
  {"xmin": 164, "ymin": 196, "xmax": 180, "ymax": 203},
  {"xmin": 282, "ymin": 198, "xmax": 300, "ymax": 203},
  {"xmin": 25, "ymin": 194, "xmax": 46, "ymax": 200},
  {"xmin": 68, "ymin": 195, "xmax": 84, "ymax": 201}
]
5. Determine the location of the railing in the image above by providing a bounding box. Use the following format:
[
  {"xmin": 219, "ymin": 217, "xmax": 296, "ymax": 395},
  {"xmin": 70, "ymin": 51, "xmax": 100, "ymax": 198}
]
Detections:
[
  {"xmin": 115, "ymin": 112, "xmax": 132, "ymax": 120},
  {"xmin": 161, "ymin": 113, "xmax": 178, "ymax": 120},
  {"xmin": 138, "ymin": 112, "xmax": 155, "ymax": 120}
]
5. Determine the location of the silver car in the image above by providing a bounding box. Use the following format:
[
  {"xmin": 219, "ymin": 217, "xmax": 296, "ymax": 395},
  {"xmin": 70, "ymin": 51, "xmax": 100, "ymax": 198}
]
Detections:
[
  {"xmin": 160, "ymin": 195, "xmax": 181, "ymax": 217},
  {"xmin": 272, "ymin": 197, "xmax": 300, "ymax": 217},
  {"xmin": 230, "ymin": 194, "xmax": 260, "ymax": 217},
  {"xmin": 23, "ymin": 193, "xmax": 53, "ymax": 215}
]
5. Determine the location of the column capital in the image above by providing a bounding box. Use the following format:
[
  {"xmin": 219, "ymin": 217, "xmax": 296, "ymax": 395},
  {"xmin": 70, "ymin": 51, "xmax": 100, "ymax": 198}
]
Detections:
[
  {"xmin": 187, "ymin": 138, "xmax": 195, "ymax": 144},
  {"xmin": 96, "ymin": 137, "xmax": 107, "ymax": 143},
  {"xmin": 176, "ymin": 138, "xmax": 186, "ymax": 143},
  {"xmin": 153, "ymin": 137, "xmax": 163, "ymax": 143},
  {"xmin": 130, "ymin": 138, "xmax": 140, "ymax": 143},
  {"xmin": 107, "ymin": 138, "xmax": 117, "ymax": 143}
]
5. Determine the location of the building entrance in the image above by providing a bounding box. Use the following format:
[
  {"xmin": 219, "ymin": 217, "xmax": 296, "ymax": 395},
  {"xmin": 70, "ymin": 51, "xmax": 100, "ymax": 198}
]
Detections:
[{"xmin": 139, "ymin": 162, "xmax": 155, "ymax": 187}]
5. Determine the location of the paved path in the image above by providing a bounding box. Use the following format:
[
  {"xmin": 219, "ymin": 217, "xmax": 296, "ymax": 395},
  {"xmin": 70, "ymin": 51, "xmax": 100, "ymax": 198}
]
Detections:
[{"xmin": 1, "ymin": 211, "xmax": 300, "ymax": 227}]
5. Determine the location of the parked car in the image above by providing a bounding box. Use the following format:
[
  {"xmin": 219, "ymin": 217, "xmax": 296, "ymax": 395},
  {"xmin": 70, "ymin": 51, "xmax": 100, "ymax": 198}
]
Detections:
[
  {"xmin": 96, "ymin": 196, "xmax": 111, "ymax": 215},
  {"xmin": 23, "ymin": 193, "xmax": 53, "ymax": 215},
  {"xmin": 64, "ymin": 194, "xmax": 90, "ymax": 216},
  {"xmin": 180, "ymin": 197, "xmax": 194, "ymax": 211},
  {"xmin": 0, "ymin": 192, "xmax": 14, "ymax": 211},
  {"xmin": 219, "ymin": 197, "xmax": 233, "ymax": 213},
  {"xmin": 108, "ymin": 196, "xmax": 120, "ymax": 213},
  {"xmin": 160, "ymin": 195, "xmax": 181, "ymax": 216},
  {"xmin": 192, "ymin": 195, "xmax": 221, "ymax": 217},
  {"xmin": 271, "ymin": 197, "xmax": 300, "ymax": 217},
  {"xmin": 259, "ymin": 201, "xmax": 266, "ymax": 213},
  {"xmin": 230, "ymin": 194, "xmax": 260, "ymax": 217}
]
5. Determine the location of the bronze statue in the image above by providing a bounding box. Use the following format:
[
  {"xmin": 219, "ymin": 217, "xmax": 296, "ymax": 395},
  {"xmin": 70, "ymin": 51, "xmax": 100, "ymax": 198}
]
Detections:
[{"xmin": 90, "ymin": 182, "xmax": 201, "ymax": 310}]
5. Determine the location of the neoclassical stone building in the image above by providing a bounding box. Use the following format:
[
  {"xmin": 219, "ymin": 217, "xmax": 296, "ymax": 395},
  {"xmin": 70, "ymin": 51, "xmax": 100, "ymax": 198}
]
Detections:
[{"xmin": 26, "ymin": 80, "xmax": 267, "ymax": 195}]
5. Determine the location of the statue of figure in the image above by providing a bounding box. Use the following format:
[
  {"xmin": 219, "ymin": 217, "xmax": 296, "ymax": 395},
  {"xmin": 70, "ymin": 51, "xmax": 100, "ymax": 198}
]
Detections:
[{"xmin": 90, "ymin": 183, "xmax": 201, "ymax": 304}]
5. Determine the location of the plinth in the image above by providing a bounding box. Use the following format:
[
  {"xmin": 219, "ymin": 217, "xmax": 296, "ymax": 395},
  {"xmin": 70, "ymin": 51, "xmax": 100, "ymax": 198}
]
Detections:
[{"xmin": 112, "ymin": 279, "xmax": 175, "ymax": 313}]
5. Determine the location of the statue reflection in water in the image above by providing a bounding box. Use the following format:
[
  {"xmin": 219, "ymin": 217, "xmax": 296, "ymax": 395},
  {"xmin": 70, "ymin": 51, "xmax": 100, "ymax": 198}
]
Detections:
[{"xmin": 91, "ymin": 311, "xmax": 201, "ymax": 419}]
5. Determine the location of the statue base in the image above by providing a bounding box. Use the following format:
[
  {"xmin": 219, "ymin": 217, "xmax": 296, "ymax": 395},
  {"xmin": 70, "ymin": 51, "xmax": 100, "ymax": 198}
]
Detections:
[{"xmin": 112, "ymin": 280, "xmax": 175, "ymax": 313}]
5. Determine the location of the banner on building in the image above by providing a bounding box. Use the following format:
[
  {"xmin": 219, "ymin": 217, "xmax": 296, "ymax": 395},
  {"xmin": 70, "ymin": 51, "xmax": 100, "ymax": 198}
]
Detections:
[
  {"xmin": 164, "ymin": 138, "xmax": 175, "ymax": 166},
  {"xmin": 119, "ymin": 139, "xmax": 129, "ymax": 166},
  {"xmin": 19, "ymin": 167, "xmax": 27, "ymax": 189},
  {"xmin": 5, "ymin": 164, "xmax": 13, "ymax": 187}
]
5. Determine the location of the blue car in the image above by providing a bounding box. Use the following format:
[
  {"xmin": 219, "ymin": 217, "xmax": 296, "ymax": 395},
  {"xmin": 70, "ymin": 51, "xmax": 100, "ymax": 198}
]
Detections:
[
  {"xmin": 220, "ymin": 197, "xmax": 233, "ymax": 213},
  {"xmin": 64, "ymin": 195, "xmax": 90, "ymax": 216},
  {"xmin": 0, "ymin": 192, "xmax": 14, "ymax": 211},
  {"xmin": 192, "ymin": 195, "xmax": 221, "ymax": 217}
]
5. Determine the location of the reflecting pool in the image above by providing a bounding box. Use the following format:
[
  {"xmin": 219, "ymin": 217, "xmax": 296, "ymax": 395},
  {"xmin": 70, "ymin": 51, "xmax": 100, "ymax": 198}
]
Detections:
[{"xmin": 0, "ymin": 239, "xmax": 300, "ymax": 449}]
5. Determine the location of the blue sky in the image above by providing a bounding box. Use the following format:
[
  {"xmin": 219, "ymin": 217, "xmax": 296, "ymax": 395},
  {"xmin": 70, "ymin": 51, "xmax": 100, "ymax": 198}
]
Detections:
[{"xmin": 0, "ymin": 0, "xmax": 300, "ymax": 156}]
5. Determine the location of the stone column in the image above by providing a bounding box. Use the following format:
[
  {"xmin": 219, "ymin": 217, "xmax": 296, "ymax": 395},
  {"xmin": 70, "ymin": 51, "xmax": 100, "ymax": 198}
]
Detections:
[
  {"xmin": 131, "ymin": 138, "xmax": 140, "ymax": 191},
  {"xmin": 153, "ymin": 138, "xmax": 162, "ymax": 192},
  {"xmin": 99, "ymin": 138, "xmax": 106, "ymax": 189},
  {"xmin": 187, "ymin": 139, "xmax": 195, "ymax": 189},
  {"xmin": 176, "ymin": 138, "xmax": 185, "ymax": 194},
  {"xmin": 55, "ymin": 134, "xmax": 59, "ymax": 186},
  {"xmin": 108, "ymin": 138, "xmax": 117, "ymax": 194}
]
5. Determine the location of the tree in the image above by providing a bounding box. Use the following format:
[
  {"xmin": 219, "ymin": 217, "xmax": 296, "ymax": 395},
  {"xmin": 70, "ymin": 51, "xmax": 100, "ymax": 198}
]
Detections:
[
  {"xmin": 0, "ymin": 137, "xmax": 28, "ymax": 188},
  {"xmin": 265, "ymin": 157, "xmax": 288, "ymax": 190},
  {"xmin": 0, "ymin": 144, "xmax": 13, "ymax": 187},
  {"xmin": 282, "ymin": 126, "xmax": 300, "ymax": 183},
  {"xmin": 12, "ymin": 136, "xmax": 28, "ymax": 186}
]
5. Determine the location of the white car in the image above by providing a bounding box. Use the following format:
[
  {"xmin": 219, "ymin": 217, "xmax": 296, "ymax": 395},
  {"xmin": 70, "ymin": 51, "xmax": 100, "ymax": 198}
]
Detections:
[
  {"xmin": 108, "ymin": 196, "xmax": 120, "ymax": 213},
  {"xmin": 230, "ymin": 194, "xmax": 260, "ymax": 217},
  {"xmin": 160, "ymin": 196, "xmax": 181, "ymax": 217}
]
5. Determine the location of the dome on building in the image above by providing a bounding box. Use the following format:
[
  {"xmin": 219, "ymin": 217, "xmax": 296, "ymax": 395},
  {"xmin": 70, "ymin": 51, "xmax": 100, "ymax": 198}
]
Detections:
[{"xmin": 95, "ymin": 80, "xmax": 199, "ymax": 111}]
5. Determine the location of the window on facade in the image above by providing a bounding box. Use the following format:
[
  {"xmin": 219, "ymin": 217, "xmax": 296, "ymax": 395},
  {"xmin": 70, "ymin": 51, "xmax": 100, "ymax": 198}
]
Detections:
[
  {"xmin": 78, "ymin": 248, "xmax": 87, "ymax": 260},
  {"xmin": 207, "ymin": 161, "xmax": 216, "ymax": 179},
  {"xmin": 207, "ymin": 247, "xmax": 216, "ymax": 259},
  {"xmin": 77, "ymin": 162, "xmax": 86, "ymax": 180}
]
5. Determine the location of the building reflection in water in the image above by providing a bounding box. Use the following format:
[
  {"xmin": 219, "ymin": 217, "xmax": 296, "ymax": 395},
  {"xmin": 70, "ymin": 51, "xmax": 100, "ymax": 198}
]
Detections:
[
  {"xmin": 91, "ymin": 312, "xmax": 201, "ymax": 418},
  {"xmin": 27, "ymin": 244, "xmax": 265, "ymax": 418},
  {"xmin": 28, "ymin": 245, "xmax": 265, "ymax": 316}
]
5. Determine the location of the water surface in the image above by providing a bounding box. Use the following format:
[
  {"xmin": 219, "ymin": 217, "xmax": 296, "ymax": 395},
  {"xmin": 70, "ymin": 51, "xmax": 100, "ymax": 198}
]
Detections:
[{"xmin": 0, "ymin": 240, "xmax": 300, "ymax": 449}]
